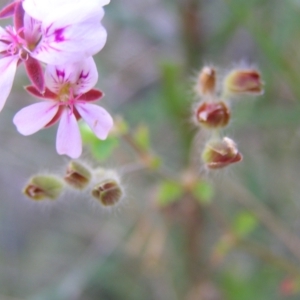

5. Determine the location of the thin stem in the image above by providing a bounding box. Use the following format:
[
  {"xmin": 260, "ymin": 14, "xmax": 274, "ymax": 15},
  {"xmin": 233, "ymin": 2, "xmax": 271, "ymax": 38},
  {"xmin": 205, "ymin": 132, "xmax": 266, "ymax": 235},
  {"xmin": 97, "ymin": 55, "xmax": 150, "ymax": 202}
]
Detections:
[
  {"xmin": 238, "ymin": 240, "xmax": 300, "ymax": 276},
  {"xmin": 224, "ymin": 178, "xmax": 300, "ymax": 262},
  {"xmin": 209, "ymin": 202, "xmax": 300, "ymax": 276},
  {"xmin": 179, "ymin": 0, "xmax": 202, "ymax": 69},
  {"xmin": 121, "ymin": 132, "xmax": 179, "ymax": 181}
]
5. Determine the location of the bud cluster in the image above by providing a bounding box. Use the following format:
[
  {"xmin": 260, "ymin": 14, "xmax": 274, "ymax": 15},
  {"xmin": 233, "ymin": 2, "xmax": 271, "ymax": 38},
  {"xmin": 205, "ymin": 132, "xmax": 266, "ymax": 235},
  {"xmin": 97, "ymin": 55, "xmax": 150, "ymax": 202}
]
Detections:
[
  {"xmin": 23, "ymin": 160, "xmax": 124, "ymax": 208},
  {"xmin": 193, "ymin": 65, "xmax": 263, "ymax": 169}
]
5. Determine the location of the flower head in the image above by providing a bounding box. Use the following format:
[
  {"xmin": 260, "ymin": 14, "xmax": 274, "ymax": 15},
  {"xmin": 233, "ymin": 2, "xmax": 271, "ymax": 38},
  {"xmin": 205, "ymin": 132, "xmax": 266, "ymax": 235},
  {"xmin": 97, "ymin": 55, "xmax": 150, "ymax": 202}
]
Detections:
[
  {"xmin": 13, "ymin": 57, "xmax": 113, "ymax": 158},
  {"xmin": 195, "ymin": 101, "xmax": 230, "ymax": 128},
  {"xmin": 196, "ymin": 66, "xmax": 216, "ymax": 96},
  {"xmin": 91, "ymin": 169, "xmax": 124, "ymax": 207},
  {"xmin": 23, "ymin": 174, "xmax": 64, "ymax": 201},
  {"xmin": 0, "ymin": 0, "xmax": 109, "ymax": 111},
  {"xmin": 201, "ymin": 137, "xmax": 242, "ymax": 169},
  {"xmin": 64, "ymin": 160, "xmax": 92, "ymax": 189},
  {"xmin": 223, "ymin": 68, "xmax": 264, "ymax": 96},
  {"xmin": 22, "ymin": 0, "xmax": 109, "ymax": 65}
]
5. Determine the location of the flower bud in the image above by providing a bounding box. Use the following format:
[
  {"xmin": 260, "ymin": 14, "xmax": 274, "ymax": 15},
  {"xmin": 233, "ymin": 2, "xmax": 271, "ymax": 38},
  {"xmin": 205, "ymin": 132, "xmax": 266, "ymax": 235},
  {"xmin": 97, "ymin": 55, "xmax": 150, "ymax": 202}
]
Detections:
[
  {"xmin": 91, "ymin": 179, "xmax": 123, "ymax": 207},
  {"xmin": 196, "ymin": 66, "xmax": 216, "ymax": 95},
  {"xmin": 196, "ymin": 101, "xmax": 230, "ymax": 128},
  {"xmin": 223, "ymin": 68, "xmax": 263, "ymax": 95},
  {"xmin": 64, "ymin": 160, "xmax": 92, "ymax": 189},
  {"xmin": 201, "ymin": 137, "xmax": 242, "ymax": 169},
  {"xmin": 23, "ymin": 175, "xmax": 64, "ymax": 201},
  {"xmin": 91, "ymin": 169, "xmax": 123, "ymax": 207}
]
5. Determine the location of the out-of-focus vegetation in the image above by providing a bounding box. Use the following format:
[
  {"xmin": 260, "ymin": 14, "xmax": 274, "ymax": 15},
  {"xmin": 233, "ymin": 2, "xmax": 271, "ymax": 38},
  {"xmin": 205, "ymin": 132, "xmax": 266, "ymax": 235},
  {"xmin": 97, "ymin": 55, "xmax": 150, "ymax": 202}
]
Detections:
[{"xmin": 2, "ymin": 0, "xmax": 300, "ymax": 299}]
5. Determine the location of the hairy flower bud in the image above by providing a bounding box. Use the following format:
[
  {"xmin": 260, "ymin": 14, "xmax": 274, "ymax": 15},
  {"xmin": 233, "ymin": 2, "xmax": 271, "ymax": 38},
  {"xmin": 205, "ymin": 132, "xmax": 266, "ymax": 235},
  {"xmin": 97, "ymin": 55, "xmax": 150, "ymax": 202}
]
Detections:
[
  {"xmin": 91, "ymin": 169, "xmax": 123, "ymax": 207},
  {"xmin": 23, "ymin": 175, "xmax": 64, "ymax": 201},
  {"xmin": 202, "ymin": 137, "xmax": 242, "ymax": 169},
  {"xmin": 64, "ymin": 160, "xmax": 92, "ymax": 189},
  {"xmin": 196, "ymin": 101, "xmax": 230, "ymax": 128},
  {"xmin": 223, "ymin": 68, "xmax": 263, "ymax": 96},
  {"xmin": 196, "ymin": 66, "xmax": 216, "ymax": 95},
  {"xmin": 92, "ymin": 179, "xmax": 123, "ymax": 207}
]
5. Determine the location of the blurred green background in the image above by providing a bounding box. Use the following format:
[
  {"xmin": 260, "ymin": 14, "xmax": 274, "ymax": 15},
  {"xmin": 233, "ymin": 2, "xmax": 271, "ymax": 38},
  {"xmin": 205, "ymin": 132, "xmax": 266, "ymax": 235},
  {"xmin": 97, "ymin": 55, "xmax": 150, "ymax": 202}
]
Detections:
[{"xmin": 1, "ymin": 0, "xmax": 300, "ymax": 299}]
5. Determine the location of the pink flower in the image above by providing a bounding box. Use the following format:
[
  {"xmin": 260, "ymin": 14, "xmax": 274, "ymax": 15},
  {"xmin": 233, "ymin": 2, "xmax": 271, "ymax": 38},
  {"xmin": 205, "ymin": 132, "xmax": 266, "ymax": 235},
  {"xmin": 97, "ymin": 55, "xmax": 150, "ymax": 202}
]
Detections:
[
  {"xmin": 22, "ymin": 0, "xmax": 109, "ymax": 64},
  {"xmin": 13, "ymin": 57, "xmax": 113, "ymax": 158},
  {"xmin": 0, "ymin": 0, "xmax": 109, "ymax": 111}
]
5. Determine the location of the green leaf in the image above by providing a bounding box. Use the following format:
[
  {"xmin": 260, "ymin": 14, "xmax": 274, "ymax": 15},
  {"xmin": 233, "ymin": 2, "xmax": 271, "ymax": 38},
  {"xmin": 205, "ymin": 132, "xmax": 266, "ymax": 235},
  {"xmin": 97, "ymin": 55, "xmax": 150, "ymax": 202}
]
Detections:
[
  {"xmin": 79, "ymin": 122, "xmax": 119, "ymax": 161},
  {"xmin": 160, "ymin": 63, "xmax": 193, "ymax": 154},
  {"xmin": 157, "ymin": 181, "xmax": 184, "ymax": 207},
  {"xmin": 233, "ymin": 211, "xmax": 258, "ymax": 238},
  {"xmin": 192, "ymin": 180, "xmax": 214, "ymax": 205},
  {"xmin": 91, "ymin": 137, "xmax": 119, "ymax": 161},
  {"xmin": 80, "ymin": 122, "xmax": 97, "ymax": 145},
  {"xmin": 148, "ymin": 156, "xmax": 162, "ymax": 170},
  {"xmin": 133, "ymin": 124, "xmax": 150, "ymax": 151}
]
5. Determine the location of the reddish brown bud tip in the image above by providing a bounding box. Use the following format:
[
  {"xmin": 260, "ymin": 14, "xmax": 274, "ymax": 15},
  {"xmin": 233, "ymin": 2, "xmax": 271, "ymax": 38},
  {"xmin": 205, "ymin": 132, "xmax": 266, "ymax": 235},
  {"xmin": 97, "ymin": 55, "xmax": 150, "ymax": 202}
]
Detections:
[
  {"xmin": 223, "ymin": 69, "xmax": 263, "ymax": 96},
  {"xmin": 280, "ymin": 278, "xmax": 298, "ymax": 296},
  {"xmin": 196, "ymin": 67, "xmax": 216, "ymax": 96},
  {"xmin": 64, "ymin": 161, "xmax": 92, "ymax": 189},
  {"xmin": 0, "ymin": 2, "xmax": 17, "ymax": 19},
  {"xmin": 202, "ymin": 137, "xmax": 242, "ymax": 169},
  {"xmin": 196, "ymin": 101, "xmax": 230, "ymax": 128},
  {"xmin": 23, "ymin": 175, "xmax": 64, "ymax": 201},
  {"xmin": 91, "ymin": 179, "xmax": 123, "ymax": 207}
]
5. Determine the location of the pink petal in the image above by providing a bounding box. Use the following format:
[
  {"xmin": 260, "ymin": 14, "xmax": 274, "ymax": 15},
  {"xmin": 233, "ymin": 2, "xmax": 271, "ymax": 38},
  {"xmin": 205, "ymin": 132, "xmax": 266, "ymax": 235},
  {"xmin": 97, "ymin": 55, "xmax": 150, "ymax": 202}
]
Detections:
[
  {"xmin": 45, "ymin": 57, "xmax": 98, "ymax": 94},
  {"xmin": 76, "ymin": 103, "xmax": 113, "ymax": 140},
  {"xmin": 14, "ymin": 1, "xmax": 25, "ymax": 36},
  {"xmin": 44, "ymin": 106, "xmax": 64, "ymax": 128},
  {"xmin": 31, "ymin": 22, "xmax": 107, "ymax": 65},
  {"xmin": 78, "ymin": 89, "xmax": 103, "ymax": 102},
  {"xmin": 0, "ymin": 2, "xmax": 17, "ymax": 19},
  {"xmin": 25, "ymin": 57, "xmax": 45, "ymax": 93},
  {"xmin": 24, "ymin": 0, "xmax": 107, "ymax": 65},
  {"xmin": 13, "ymin": 102, "xmax": 59, "ymax": 135},
  {"xmin": 44, "ymin": 3, "xmax": 105, "ymax": 25},
  {"xmin": 23, "ymin": 0, "xmax": 104, "ymax": 23},
  {"xmin": 25, "ymin": 86, "xmax": 57, "ymax": 99},
  {"xmin": 44, "ymin": 64, "xmax": 73, "ymax": 94},
  {"xmin": 0, "ymin": 56, "xmax": 19, "ymax": 112},
  {"xmin": 56, "ymin": 108, "xmax": 82, "ymax": 158},
  {"xmin": 72, "ymin": 57, "xmax": 98, "ymax": 94},
  {"xmin": 0, "ymin": 27, "xmax": 10, "ymax": 52},
  {"xmin": 23, "ymin": 14, "xmax": 43, "ymax": 46}
]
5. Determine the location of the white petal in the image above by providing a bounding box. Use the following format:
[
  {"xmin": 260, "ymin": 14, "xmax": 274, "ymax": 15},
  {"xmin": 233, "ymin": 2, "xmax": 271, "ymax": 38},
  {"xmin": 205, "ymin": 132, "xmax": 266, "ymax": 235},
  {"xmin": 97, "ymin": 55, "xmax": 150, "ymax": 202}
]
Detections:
[
  {"xmin": 72, "ymin": 57, "xmax": 98, "ymax": 94},
  {"xmin": 0, "ymin": 27, "xmax": 11, "ymax": 52},
  {"xmin": 45, "ymin": 64, "xmax": 74, "ymax": 94},
  {"xmin": 23, "ymin": 13, "xmax": 42, "ymax": 45},
  {"xmin": 76, "ymin": 103, "xmax": 113, "ymax": 140},
  {"xmin": 99, "ymin": 0, "xmax": 110, "ymax": 6},
  {"xmin": 0, "ymin": 55, "xmax": 19, "ymax": 111},
  {"xmin": 23, "ymin": 0, "xmax": 53, "ymax": 21},
  {"xmin": 23, "ymin": 0, "xmax": 107, "ymax": 22},
  {"xmin": 31, "ymin": 22, "xmax": 107, "ymax": 65},
  {"xmin": 44, "ymin": 3, "xmax": 104, "ymax": 26},
  {"xmin": 56, "ymin": 108, "xmax": 82, "ymax": 158},
  {"xmin": 45, "ymin": 57, "xmax": 98, "ymax": 94},
  {"xmin": 13, "ymin": 102, "xmax": 58, "ymax": 135}
]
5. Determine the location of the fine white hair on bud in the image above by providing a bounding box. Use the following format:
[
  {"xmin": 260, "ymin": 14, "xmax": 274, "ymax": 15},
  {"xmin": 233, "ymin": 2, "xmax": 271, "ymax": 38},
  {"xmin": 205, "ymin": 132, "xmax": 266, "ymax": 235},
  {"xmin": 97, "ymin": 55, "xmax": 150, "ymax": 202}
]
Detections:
[
  {"xmin": 201, "ymin": 136, "xmax": 243, "ymax": 170},
  {"xmin": 195, "ymin": 66, "xmax": 217, "ymax": 96},
  {"xmin": 63, "ymin": 160, "xmax": 92, "ymax": 190},
  {"xmin": 23, "ymin": 174, "xmax": 65, "ymax": 201},
  {"xmin": 222, "ymin": 67, "xmax": 264, "ymax": 97},
  {"xmin": 91, "ymin": 168, "xmax": 124, "ymax": 208},
  {"xmin": 194, "ymin": 100, "xmax": 230, "ymax": 129}
]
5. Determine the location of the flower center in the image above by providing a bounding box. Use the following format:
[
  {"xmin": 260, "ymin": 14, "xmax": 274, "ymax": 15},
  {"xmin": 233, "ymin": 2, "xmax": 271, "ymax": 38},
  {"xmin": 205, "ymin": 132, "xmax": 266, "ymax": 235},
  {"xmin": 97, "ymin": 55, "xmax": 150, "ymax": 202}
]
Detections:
[
  {"xmin": 58, "ymin": 83, "xmax": 72, "ymax": 101},
  {"xmin": 2, "ymin": 26, "xmax": 29, "ymax": 60},
  {"xmin": 57, "ymin": 84, "xmax": 85, "ymax": 115}
]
